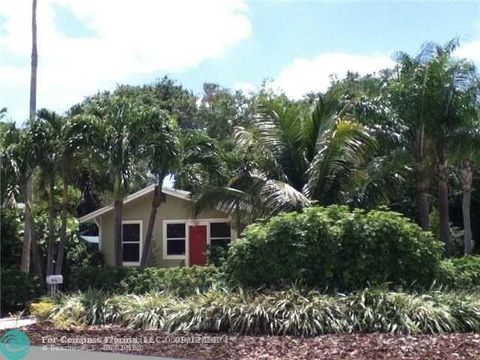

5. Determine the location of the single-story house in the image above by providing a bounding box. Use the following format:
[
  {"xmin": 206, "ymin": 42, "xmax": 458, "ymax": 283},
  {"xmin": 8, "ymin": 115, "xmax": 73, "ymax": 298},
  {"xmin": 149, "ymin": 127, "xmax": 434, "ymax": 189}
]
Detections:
[{"xmin": 78, "ymin": 185, "xmax": 237, "ymax": 267}]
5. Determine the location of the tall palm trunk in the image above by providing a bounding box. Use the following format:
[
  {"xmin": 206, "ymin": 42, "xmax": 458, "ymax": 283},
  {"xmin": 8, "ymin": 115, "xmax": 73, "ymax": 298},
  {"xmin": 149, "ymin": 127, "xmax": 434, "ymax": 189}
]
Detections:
[
  {"xmin": 460, "ymin": 158, "xmax": 474, "ymax": 255},
  {"xmin": 415, "ymin": 127, "xmax": 430, "ymax": 230},
  {"xmin": 113, "ymin": 174, "xmax": 123, "ymax": 266},
  {"xmin": 55, "ymin": 178, "xmax": 68, "ymax": 274},
  {"xmin": 140, "ymin": 181, "xmax": 165, "ymax": 269},
  {"xmin": 416, "ymin": 177, "xmax": 430, "ymax": 230},
  {"xmin": 20, "ymin": 177, "xmax": 33, "ymax": 273},
  {"xmin": 21, "ymin": 0, "xmax": 39, "ymax": 275},
  {"xmin": 46, "ymin": 177, "xmax": 56, "ymax": 275},
  {"xmin": 437, "ymin": 147, "xmax": 451, "ymax": 256}
]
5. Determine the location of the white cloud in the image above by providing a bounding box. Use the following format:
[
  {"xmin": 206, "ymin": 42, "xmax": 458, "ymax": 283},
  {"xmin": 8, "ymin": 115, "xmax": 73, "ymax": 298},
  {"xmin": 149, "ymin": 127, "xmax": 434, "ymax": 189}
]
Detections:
[
  {"xmin": 0, "ymin": 0, "xmax": 251, "ymax": 122},
  {"xmin": 273, "ymin": 53, "xmax": 395, "ymax": 99},
  {"xmin": 457, "ymin": 40, "xmax": 480, "ymax": 65}
]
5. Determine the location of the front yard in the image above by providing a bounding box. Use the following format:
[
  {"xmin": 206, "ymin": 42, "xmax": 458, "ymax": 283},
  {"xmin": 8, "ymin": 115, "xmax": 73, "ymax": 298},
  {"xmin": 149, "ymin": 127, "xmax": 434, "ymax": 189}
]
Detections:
[{"xmin": 22, "ymin": 324, "xmax": 480, "ymax": 359}]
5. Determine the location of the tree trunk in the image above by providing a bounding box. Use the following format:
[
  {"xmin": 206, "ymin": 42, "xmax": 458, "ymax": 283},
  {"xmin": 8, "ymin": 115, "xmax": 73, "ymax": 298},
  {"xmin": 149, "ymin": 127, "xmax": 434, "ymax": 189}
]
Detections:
[
  {"xmin": 416, "ymin": 178, "xmax": 430, "ymax": 230},
  {"xmin": 415, "ymin": 127, "xmax": 430, "ymax": 230},
  {"xmin": 31, "ymin": 225, "xmax": 42, "ymax": 278},
  {"xmin": 30, "ymin": 0, "xmax": 37, "ymax": 118},
  {"xmin": 55, "ymin": 179, "xmax": 69, "ymax": 274},
  {"xmin": 20, "ymin": 176, "xmax": 33, "ymax": 273},
  {"xmin": 21, "ymin": 0, "xmax": 38, "ymax": 274},
  {"xmin": 140, "ymin": 184, "xmax": 163, "ymax": 269},
  {"xmin": 437, "ymin": 149, "xmax": 451, "ymax": 256},
  {"xmin": 46, "ymin": 177, "xmax": 56, "ymax": 275},
  {"xmin": 461, "ymin": 158, "xmax": 473, "ymax": 255}
]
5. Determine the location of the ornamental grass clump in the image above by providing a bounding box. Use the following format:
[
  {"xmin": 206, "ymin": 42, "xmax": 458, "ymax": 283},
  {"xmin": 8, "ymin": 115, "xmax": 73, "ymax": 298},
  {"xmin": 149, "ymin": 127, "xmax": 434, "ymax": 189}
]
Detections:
[
  {"xmin": 120, "ymin": 292, "xmax": 175, "ymax": 330},
  {"xmin": 35, "ymin": 288, "xmax": 480, "ymax": 335},
  {"xmin": 346, "ymin": 288, "xmax": 457, "ymax": 334}
]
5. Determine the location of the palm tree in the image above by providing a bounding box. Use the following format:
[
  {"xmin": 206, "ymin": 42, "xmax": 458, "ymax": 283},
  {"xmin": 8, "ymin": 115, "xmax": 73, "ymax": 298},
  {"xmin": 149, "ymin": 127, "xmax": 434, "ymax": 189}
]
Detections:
[
  {"xmin": 31, "ymin": 109, "xmax": 63, "ymax": 276},
  {"xmin": 55, "ymin": 113, "xmax": 100, "ymax": 274},
  {"xmin": 194, "ymin": 93, "xmax": 375, "ymax": 223},
  {"xmin": 139, "ymin": 108, "xmax": 180, "ymax": 268},
  {"xmin": 3, "ymin": 123, "xmax": 42, "ymax": 276},
  {"xmin": 389, "ymin": 51, "xmax": 435, "ymax": 230},
  {"xmin": 20, "ymin": 0, "xmax": 38, "ymax": 274},
  {"xmin": 86, "ymin": 95, "xmax": 147, "ymax": 265},
  {"xmin": 420, "ymin": 40, "xmax": 478, "ymax": 256},
  {"xmin": 451, "ymin": 111, "xmax": 480, "ymax": 255}
]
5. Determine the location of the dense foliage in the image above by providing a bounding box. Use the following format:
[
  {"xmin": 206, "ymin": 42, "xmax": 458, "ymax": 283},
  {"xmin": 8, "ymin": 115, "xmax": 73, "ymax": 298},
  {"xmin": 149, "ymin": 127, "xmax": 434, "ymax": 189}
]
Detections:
[
  {"xmin": 32, "ymin": 287, "xmax": 480, "ymax": 335},
  {"xmin": 1, "ymin": 267, "xmax": 42, "ymax": 316},
  {"xmin": 224, "ymin": 206, "xmax": 442, "ymax": 290},
  {"xmin": 67, "ymin": 265, "xmax": 221, "ymax": 296},
  {"xmin": 438, "ymin": 256, "xmax": 480, "ymax": 289}
]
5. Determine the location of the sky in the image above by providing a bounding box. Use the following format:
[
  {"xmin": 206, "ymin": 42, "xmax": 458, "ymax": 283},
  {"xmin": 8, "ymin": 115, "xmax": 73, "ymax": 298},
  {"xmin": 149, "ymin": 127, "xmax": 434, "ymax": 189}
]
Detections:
[{"xmin": 1, "ymin": 0, "xmax": 480, "ymax": 124}]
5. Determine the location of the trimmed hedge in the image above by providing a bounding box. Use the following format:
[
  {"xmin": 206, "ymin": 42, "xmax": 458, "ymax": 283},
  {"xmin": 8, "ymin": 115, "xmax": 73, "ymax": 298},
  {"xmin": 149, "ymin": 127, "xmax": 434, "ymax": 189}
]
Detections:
[
  {"xmin": 68, "ymin": 265, "xmax": 221, "ymax": 296},
  {"xmin": 224, "ymin": 206, "xmax": 442, "ymax": 290}
]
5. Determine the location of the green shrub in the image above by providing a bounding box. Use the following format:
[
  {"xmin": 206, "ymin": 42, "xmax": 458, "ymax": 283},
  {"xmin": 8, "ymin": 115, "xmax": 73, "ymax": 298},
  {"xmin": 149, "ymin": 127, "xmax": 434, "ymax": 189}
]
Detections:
[
  {"xmin": 68, "ymin": 265, "xmax": 222, "ymax": 296},
  {"xmin": 0, "ymin": 267, "xmax": 42, "ymax": 316},
  {"xmin": 224, "ymin": 206, "xmax": 442, "ymax": 290},
  {"xmin": 38, "ymin": 287, "xmax": 480, "ymax": 335},
  {"xmin": 67, "ymin": 266, "xmax": 136, "ymax": 292},
  {"xmin": 437, "ymin": 256, "xmax": 480, "ymax": 289},
  {"xmin": 30, "ymin": 300, "xmax": 55, "ymax": 322},
  {"xmin": 0, "ymin": 208, "xmax": 23, "ymax": 268}
]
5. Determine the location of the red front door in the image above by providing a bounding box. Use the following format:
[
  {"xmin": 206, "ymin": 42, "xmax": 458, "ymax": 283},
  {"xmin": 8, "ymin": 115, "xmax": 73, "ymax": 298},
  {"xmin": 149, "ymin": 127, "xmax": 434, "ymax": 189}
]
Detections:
[{"xmin": 189, "ymin": 225, "xmax": 207, "ymax": 266}]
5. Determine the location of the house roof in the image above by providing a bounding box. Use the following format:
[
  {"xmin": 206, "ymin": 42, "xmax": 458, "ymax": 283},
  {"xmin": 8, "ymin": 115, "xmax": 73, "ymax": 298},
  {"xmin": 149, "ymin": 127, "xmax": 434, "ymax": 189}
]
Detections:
[
  {"xmin": 80, "ymin": 235, "xmax": 99, "ymax": 244},
  {"xmin": 78, "ymin": 185, "xmax": 191, "ymax": 223}
]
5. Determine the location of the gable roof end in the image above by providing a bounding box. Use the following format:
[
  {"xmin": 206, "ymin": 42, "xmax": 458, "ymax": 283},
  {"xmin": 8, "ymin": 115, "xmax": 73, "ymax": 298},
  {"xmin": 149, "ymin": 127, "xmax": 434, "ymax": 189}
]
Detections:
[{"xmin": 78, "ymin": 185, "xmax": 191, "ymax": 223}]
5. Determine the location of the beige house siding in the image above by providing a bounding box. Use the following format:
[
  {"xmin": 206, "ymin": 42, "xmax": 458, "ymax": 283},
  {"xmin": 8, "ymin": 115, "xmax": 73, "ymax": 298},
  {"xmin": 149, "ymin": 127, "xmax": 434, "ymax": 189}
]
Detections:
[{"xmin": 97, "ymin": 192, "xmax": 235, "ymax": 267}]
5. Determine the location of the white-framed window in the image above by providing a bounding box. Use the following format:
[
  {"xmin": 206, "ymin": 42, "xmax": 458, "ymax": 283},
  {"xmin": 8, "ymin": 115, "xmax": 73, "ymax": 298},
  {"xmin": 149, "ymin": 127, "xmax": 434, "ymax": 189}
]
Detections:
[
  {"xmin": 122, "ymin": 220, "xmax": 142, "ymax": 265},
  {"xmin": 210, "ymin": 222, "xmax": 231, "ymax": 248},
  {"xmin": 163, "ymin": 221, "xmax": 186, "ymax": 259}
]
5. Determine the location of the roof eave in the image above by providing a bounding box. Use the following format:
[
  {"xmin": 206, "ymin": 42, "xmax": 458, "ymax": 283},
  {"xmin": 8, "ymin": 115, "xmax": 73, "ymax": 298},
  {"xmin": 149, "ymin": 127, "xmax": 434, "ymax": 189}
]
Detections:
[{"xmin": 78, "ymin": 185, "xmax": 191, "ymax": 223}]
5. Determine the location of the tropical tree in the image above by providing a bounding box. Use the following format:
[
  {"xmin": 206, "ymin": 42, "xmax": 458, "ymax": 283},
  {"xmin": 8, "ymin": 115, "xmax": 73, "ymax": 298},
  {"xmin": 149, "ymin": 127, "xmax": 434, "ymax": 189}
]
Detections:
[
  {"xmin": 19, "ymin": 0, "xmax": 39, "ymax": 274},
  {"xmin": 389, "ymin": 51, "xmax": 435, "ymax": 230},
  {"xmin": 85, "ymin": 95, "xmax": 151, "ymax": 265},
  {"xmin": 421, "ymin": 40, "xmax": 479, "ymax": 255},
  {"xmin": 2, "ymin": 124, "xmax": 42, "ymax": 276},
  {"xmin": 449, "ymin": 89, "xmax": 480, "ymax": 255},
  {"xmin": 54, "ymin": 113, "xmax": 100, "ymax": 274},
  {"xmin": 194, "ymin": 92, "xmax": 376, "ymax": 224},
  {"xmin": 31, "ymin": 109, "xmax": 63, "ymax": 276},
  {"xmin": 115, "ymin": 77, "xmax": 199, "ymax": 129},
  {"xmin": 139, "ymin": 109, "xmax": 180, "ymax": 268}
]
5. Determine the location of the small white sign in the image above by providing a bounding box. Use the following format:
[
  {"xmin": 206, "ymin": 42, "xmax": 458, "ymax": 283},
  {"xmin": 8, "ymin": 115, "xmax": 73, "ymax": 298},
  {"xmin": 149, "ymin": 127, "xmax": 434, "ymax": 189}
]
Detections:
[{"xmin": 46, "ymin": 275, "xmax": 63, "ymax": 284}]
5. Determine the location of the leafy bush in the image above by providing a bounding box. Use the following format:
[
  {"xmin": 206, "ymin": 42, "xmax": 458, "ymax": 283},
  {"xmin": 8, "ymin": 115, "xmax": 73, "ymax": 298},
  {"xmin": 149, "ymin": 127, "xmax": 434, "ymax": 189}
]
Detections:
[
  {"xmin": 67, "ymin": 266, "xmax": 136, "ymax": 292},
  {"xmin": 224, "ymin": 206, "xmax": 442, "ymax": 290},
  {"xmin": 0, "ymin": 208, "xmax": 23, "ymax": 268},
  {"xmin": 68, "ymin": 265, "xmax": 222, "ymax": 296},
  {"xmin": 29, "ymin": 300, "xmax": 55, "ymax": 322},
  {"xmin": 36, "ymin": 287, "xmax": 480, "ymax": 335},
  {"xmin": 437, "ymin": 256, "xmax": 480, "ymax": 289},
  {"xmin": 207, "ymin": 244, "xmax": 228, "ymax": 266},
  {"xmin": 0, "ymin": 267, "xmax": 42, "ymax": 316}
]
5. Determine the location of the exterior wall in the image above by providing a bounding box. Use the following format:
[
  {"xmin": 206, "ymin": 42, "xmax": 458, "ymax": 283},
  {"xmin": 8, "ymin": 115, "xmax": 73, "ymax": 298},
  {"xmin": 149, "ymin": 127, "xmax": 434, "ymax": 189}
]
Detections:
[{"xmin": 98, "ymin": 192, "xmax": 236, "ymax": 267}]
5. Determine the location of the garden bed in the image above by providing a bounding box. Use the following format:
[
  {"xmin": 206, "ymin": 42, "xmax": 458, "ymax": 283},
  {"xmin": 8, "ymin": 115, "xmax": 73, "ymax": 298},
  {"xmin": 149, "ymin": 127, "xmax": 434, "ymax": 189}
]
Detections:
[{"xmin": 22, "ymin": 324, "xmax": 480, "ymax": 359}]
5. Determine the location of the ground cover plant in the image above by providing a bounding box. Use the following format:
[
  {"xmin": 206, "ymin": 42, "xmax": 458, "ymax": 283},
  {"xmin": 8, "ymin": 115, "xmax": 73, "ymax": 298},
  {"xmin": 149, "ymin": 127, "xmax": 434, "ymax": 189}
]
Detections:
[{"xmin": 31, "ymin": 287, "xmax": 480, "ymax": 335}]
